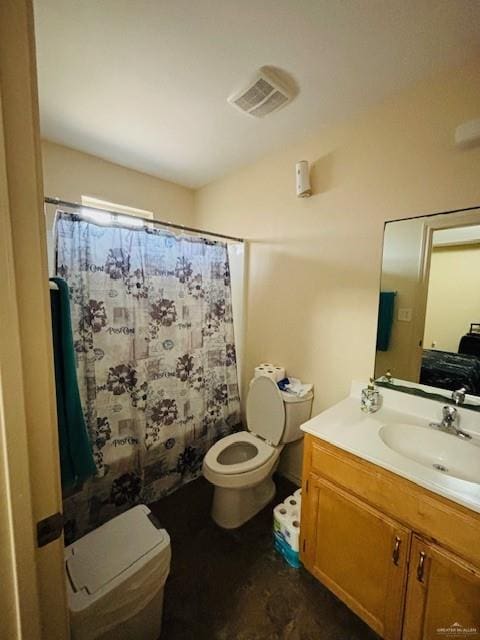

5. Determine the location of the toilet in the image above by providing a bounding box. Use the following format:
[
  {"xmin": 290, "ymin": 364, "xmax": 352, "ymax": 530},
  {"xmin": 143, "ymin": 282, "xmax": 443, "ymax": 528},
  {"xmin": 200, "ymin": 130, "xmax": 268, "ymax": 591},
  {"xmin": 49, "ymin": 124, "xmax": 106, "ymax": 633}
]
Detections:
[{"xmin": 203, "ymin": 376, "xmax": 313, "ymax": 528}]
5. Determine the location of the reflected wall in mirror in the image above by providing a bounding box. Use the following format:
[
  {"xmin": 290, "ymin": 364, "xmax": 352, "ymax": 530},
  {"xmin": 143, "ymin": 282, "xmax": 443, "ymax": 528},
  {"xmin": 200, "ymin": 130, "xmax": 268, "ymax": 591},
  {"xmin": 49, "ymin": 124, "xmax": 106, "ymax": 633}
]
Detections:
[{"xmin": 375, "ymin": 206, "xmax": 480, "ymax": 401}]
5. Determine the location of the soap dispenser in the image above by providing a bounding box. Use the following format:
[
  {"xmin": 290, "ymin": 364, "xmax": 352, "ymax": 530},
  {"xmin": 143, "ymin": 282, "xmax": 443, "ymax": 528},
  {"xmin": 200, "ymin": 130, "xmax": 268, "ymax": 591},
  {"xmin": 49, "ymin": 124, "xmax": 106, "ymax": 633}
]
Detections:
[{"xmin": 361, "ymin": 378, "xmax": 381, "ymax": 414}]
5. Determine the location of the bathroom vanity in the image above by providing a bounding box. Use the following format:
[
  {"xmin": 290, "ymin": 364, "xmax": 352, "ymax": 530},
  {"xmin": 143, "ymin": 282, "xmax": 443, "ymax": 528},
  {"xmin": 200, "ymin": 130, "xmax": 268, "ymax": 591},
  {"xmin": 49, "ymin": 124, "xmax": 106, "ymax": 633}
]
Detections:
[{"xmin": 299, "ymin": 383, "xmax": 480, "ymax": 640}]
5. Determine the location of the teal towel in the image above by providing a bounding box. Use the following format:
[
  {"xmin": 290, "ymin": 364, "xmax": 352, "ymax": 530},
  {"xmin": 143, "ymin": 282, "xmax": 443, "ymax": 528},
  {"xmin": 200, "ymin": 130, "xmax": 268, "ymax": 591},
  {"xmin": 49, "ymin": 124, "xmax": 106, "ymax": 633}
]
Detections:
[
  {"xmin": 376, "ymin": 291, "xmax": 396, "ymax": 352},
  {"xmin": 50, "ymin": 277, "xmax": 96, "ymax": 489}
]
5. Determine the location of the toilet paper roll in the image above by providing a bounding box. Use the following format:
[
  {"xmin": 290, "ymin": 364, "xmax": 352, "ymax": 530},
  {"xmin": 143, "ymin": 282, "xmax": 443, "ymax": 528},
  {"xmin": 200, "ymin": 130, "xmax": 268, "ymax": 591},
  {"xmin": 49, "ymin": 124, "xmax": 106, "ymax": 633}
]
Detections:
[
  {"xmin": 273, "ymin": 502, "xmax": 298, "ymax": 522},
  {"xmin": 284, "ymin": 495, "xmax": 301, "ymax": 515},
  {"xmin": 273, "ymin": 503, "xmax": 290, "ymax": 529},
  {"xmin": 276, "ymin": 498, "xmax": 299, "ymax": 520},
  {"xmin": 283, "ymin": 517, "xmax": 301, "ymax": 552},
  {"xmin": 274, "ymin": 503, "xmax": 287, "ymax": 518}
]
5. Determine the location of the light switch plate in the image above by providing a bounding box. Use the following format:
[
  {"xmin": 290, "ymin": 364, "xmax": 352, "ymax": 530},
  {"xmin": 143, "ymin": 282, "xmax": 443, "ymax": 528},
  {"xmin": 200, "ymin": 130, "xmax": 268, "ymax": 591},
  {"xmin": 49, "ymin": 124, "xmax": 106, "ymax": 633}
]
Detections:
[{"xmin": 398, "ymin": 308, "xmax": 412, "ymax": 322}]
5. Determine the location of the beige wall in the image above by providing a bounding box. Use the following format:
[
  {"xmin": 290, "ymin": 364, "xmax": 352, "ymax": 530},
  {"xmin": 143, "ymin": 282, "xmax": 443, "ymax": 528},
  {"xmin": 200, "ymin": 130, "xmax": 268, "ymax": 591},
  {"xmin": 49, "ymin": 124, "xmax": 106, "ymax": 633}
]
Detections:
[
  {"xmin": 424, "ymin": 244, "xmax": 480, "ymax": 353},
  {"xmin": 194, "ymin": 57, "xmax": 480, "ymax": 482},
  {"xmin": 42, "ymin": 140, "xmax": 195, "ymax": 273},
  {"xmin": 42, "ymin": 140, "xmax": 195, "ymax": 224}
]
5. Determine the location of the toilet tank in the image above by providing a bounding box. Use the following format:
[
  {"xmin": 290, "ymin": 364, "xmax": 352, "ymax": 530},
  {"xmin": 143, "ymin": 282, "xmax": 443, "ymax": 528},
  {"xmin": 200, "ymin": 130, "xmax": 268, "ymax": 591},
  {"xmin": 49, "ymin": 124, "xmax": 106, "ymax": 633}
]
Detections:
[{"xmin": 280, "ymin": 391, "xmax": 313, "ymax": 444}]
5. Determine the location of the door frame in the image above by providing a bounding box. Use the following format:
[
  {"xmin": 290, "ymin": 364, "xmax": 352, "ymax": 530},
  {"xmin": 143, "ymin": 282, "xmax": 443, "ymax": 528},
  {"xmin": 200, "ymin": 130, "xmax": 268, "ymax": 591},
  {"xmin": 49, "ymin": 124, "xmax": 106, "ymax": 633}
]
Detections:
[
  {"xmin": 410, "ymin": 208, "xmax": 480, "ymax": 382},
  {"xmin": 0, "ymin": 89, "xmax": 43, "ymax": 640},
  {"xmin": 0, "ymin": 1, "xmax": 69, "ymax": 638}
]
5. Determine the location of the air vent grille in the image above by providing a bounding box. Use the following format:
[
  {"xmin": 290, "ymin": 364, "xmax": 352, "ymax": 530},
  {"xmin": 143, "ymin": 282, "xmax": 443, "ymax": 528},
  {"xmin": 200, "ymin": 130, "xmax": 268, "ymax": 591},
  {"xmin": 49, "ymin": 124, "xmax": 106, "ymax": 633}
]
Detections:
[
  {"xmin": 233, "ymin": 78, "xmax": 274, "ymax": 111},
  {"xmin": 249, "ymin": 91, "xmax": 288, "ymax": 117},
  {"xmin": 228, "ymin": 69, "xmax": 292, "ymax": 118}
]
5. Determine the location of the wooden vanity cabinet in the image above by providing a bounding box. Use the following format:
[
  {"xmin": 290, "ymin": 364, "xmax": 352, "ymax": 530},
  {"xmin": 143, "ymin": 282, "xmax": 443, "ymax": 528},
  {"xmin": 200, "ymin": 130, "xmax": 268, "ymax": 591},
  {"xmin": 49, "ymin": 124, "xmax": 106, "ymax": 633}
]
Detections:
[
  {"xmin": 403, "ymin": 536, "xmax": 480, "ymax": 640},
  {"xmin": 300, "ymin": 435, "xmax": 480, "ymax": 640},
  {"xmin": 304, "ymin": 475, "xmax": 410, "ymax": 638}
]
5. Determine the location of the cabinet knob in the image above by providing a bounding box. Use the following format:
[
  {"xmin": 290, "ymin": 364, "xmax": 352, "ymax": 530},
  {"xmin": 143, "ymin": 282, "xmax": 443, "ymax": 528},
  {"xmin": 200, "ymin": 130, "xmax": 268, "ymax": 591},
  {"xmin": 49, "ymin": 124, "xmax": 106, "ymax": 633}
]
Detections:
[
  {"xmin": 416, "ymin": 550, "xmax": 426, "ymax": 582},
  {"xmin": 392, "ymin": 536, "xmax": 401, "ymax": 565}
]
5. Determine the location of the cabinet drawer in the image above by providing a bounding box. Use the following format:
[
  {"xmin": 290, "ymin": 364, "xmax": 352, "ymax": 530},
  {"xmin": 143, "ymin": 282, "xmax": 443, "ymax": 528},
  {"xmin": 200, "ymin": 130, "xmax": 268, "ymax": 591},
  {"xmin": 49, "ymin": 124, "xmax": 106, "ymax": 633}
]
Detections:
[{"xmin": 306, "ymin": 435, "xmax": 480, "ymax": 568}]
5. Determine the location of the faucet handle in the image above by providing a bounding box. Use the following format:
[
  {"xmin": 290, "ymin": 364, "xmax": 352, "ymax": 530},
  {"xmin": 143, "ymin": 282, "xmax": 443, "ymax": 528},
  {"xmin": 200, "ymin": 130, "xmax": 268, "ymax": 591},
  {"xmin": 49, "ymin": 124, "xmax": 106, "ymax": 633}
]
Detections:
[{"xmin": 452, "ymin": 387, "xmax": 467, "ymax": 405}]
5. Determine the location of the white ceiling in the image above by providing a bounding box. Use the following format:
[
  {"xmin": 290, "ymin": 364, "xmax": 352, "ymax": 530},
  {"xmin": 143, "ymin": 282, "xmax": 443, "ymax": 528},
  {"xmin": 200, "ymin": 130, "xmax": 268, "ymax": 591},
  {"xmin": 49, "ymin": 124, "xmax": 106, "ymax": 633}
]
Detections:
[{"xmin": 34, "ymin": 0, "xmax": 480, "ymax": 188}]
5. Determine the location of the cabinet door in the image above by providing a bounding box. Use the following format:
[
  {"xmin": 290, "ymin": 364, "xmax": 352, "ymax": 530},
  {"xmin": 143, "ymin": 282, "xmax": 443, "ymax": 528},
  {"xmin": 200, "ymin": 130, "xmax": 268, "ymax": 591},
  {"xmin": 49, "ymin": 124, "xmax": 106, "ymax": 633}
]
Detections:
[
  {"xmin": 302, "ymin": 475, "xmax": 410, "ymax": 639},
  {"xmin": 403, "ymin": 535, "xmax": 480, "ymax": 640}
]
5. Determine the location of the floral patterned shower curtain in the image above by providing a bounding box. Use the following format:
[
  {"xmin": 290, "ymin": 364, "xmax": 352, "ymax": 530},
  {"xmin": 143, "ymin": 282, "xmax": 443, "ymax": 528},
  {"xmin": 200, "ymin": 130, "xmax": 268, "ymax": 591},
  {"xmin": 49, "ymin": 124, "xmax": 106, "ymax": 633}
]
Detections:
[{"xmin": 55, "ymin": 211, "xmax": 240, "ymax": 542}]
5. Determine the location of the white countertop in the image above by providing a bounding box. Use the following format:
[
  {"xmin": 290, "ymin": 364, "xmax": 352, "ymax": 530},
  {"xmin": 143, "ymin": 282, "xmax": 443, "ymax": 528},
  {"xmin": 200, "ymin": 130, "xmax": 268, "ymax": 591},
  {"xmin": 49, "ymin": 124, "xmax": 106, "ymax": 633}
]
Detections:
[{"xmin": 301, "ymin": 381, "xmax": 480, "ymax": 514}]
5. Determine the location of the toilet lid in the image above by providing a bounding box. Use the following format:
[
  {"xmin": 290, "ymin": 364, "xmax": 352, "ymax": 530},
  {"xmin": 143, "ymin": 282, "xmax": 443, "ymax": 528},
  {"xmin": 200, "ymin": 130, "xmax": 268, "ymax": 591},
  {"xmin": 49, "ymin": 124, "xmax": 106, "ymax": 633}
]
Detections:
[
  {"xmin": 65, "ymin": 505, "xmax": 168, "ymax": 595},
  {"xmin": 246, "ymin": 376, "xmax": 285, "ymax": 445}
]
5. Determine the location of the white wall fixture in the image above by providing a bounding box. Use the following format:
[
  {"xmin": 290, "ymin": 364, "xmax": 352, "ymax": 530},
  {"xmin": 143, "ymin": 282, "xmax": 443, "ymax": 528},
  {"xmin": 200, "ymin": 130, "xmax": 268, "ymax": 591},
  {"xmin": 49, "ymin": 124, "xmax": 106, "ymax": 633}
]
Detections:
[
  {"xmin": 295, "ymin": 160, "xmax": 312, "ymax": 198},
  {"xmin": 454, "ymin": 118, "xmax": 480, "ymax": 148},
  {"xmin": 228, "ymin": 68, "xmax": 293, "ymax": 118}
]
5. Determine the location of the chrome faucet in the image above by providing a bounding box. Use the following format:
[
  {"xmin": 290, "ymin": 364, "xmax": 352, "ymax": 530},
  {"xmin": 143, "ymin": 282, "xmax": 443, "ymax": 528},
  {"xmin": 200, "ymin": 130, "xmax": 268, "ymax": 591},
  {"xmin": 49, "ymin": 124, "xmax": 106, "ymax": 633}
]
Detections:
[{"xmin": 430, "ymin": 405, "xmax": 472, "ymax": 440}]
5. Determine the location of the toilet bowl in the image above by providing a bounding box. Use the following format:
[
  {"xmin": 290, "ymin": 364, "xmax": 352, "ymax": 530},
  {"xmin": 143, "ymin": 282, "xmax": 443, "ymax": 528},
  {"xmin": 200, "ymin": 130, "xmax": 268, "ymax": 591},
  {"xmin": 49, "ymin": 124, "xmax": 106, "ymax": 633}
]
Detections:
[{"xmin": 203, "ymin": 376, "xmax": 313, "ymax": 528}]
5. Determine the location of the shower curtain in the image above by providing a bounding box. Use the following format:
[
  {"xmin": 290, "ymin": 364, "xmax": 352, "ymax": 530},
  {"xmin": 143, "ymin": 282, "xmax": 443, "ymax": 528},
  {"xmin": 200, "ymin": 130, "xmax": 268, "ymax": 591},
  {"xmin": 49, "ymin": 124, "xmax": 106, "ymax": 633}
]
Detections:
[{"xmin": 55, "ymin": 211, "xmax": 241, "ymax": 542}]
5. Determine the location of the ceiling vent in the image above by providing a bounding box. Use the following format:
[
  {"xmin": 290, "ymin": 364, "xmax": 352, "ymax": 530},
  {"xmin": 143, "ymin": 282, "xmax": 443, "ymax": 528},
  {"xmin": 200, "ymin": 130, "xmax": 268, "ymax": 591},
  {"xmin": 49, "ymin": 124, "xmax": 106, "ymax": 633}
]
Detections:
[{"xmin": 228, "ymin": 68, "xmax": 293, "ymax": 118}]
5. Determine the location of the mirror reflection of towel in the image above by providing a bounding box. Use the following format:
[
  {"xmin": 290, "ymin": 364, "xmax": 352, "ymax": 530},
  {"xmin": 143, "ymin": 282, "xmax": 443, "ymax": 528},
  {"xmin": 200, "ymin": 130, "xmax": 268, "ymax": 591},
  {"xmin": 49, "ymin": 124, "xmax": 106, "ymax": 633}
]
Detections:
[{"xmin": 376, "ymin": 291, "xmax": 396, "ymax": 352}]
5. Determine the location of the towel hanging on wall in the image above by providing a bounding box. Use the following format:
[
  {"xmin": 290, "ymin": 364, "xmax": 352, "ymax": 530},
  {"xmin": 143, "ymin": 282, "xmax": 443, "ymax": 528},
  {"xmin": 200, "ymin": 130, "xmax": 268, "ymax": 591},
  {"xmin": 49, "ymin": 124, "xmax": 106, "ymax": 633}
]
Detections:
[
  {"xmin": 50, "ymin": 276, "xmax": 96, "ymax": 489},
  {"xmin": 376, "ymin": 291, "xmax": 396, "ymax": 352}
]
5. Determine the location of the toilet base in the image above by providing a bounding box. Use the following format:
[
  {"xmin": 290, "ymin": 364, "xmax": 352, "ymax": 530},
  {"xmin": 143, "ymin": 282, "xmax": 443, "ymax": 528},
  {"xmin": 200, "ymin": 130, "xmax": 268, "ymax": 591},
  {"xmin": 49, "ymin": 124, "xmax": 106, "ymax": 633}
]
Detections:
[{"xmin": 211, "ymin": 476, "xmax": 276, "ymax": 529}]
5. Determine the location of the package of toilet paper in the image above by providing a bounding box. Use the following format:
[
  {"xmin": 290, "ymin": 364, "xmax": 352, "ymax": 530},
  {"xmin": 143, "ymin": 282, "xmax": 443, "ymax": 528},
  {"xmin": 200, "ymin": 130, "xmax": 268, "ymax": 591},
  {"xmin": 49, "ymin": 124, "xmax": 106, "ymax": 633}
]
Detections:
[{"xmin": 273, "ymin": 489, "xmax": 302, "ymax": 568}]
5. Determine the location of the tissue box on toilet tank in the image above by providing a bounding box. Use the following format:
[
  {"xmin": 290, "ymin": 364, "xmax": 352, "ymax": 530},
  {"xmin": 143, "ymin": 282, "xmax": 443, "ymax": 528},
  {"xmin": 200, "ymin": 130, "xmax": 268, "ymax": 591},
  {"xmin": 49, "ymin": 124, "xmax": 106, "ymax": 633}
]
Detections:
[{"xmin": 273, "ymin": 489, "xmax": 302, "ymax": 568}]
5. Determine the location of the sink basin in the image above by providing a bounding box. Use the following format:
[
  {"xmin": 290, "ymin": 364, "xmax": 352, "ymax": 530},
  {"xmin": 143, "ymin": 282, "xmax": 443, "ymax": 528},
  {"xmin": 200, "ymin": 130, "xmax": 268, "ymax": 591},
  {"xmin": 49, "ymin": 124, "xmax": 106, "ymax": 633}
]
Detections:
[{"xmin": 379, "ymin": 423, "xmax": 480, "ymax": 484}]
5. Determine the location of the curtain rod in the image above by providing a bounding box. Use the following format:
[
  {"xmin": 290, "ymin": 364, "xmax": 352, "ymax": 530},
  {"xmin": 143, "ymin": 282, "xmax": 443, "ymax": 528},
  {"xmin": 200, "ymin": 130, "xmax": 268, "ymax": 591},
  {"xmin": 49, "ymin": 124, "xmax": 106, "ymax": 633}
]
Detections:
[{"xmin": 44, "ymin": 197, "xmax": 244, "ymax": 243}]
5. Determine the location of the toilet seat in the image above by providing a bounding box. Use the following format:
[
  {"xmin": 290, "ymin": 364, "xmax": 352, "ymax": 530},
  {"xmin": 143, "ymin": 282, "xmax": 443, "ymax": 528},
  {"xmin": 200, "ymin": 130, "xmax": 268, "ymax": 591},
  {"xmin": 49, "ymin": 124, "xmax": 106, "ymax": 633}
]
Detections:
[{"xmin": 205, "ymin": 431, "xmax": 276, "ymax": 476}]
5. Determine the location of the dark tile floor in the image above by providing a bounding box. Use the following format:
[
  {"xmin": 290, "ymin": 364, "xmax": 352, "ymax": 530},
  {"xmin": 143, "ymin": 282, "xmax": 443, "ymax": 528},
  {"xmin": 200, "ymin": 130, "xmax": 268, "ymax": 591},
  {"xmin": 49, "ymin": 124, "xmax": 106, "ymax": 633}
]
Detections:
[{"xmin": 150, "ymin": 474, "xmax": 379, "ymax": 640}]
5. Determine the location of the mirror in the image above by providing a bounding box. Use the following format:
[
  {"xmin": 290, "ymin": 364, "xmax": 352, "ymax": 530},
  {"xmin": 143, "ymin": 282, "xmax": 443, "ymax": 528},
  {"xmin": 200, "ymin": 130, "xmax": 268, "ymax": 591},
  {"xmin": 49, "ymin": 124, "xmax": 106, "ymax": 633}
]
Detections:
[{"xmin": 374, "ymin": 206, "xmax": 480, "ymax": 408}]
